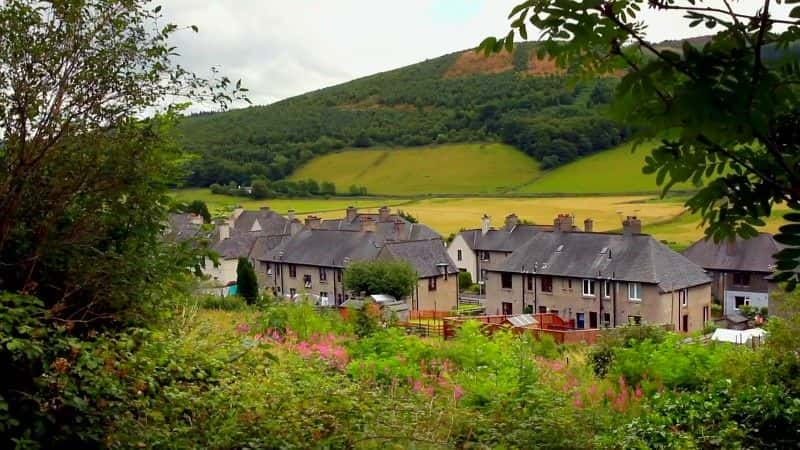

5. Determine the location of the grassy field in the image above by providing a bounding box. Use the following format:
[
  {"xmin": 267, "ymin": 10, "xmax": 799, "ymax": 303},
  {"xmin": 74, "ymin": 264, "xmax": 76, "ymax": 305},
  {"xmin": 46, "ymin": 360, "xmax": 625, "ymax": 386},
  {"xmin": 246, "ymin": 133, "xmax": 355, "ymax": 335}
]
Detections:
[
  {"xmin": 516, "ymin": 141, "xmax": 701, "ymax": 194},
  {"xmin": 289, "ymin": 143, "xmax": 541, "ymax": 195}
]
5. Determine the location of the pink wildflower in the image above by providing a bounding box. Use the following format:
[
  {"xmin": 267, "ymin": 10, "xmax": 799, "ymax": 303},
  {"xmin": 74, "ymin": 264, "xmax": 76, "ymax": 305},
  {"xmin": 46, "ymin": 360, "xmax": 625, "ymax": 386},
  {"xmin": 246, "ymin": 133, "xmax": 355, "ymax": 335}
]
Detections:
[
  {"xmin": 453, "ymin": 385, "xmax": 464, "ymax": 401},
  {"xmin": 235, "ymin": 323, "xmax": 250, "ymax": 334},
  {"xmin": 573, "ymin": 394, "xmax": 584, "ymax": 408},
  {"xmin": 634, "ymin": 386, "xmax": 643, "ymax": 399}
]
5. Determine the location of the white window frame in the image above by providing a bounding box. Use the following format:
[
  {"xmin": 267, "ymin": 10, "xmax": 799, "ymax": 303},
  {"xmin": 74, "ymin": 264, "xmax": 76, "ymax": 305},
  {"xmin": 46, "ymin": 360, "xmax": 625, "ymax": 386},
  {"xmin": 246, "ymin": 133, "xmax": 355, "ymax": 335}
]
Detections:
[
  {"xmin": 582, "ymin": 279, "xmax": 595, "ymax": 297},
  {"xmin": 680, "ymin": 288, "xmax": 688, "ymax": 307},
  {"xmin": 628, "ymin": 282, "xmax": 642, "ymax": 302},
  {"xmin": 603, "ymin": 281, "xmax": 611, "ymax": 298},
  {"xmin": 457, "ymin": 249, "xmax": 462, "ymax": 261}
]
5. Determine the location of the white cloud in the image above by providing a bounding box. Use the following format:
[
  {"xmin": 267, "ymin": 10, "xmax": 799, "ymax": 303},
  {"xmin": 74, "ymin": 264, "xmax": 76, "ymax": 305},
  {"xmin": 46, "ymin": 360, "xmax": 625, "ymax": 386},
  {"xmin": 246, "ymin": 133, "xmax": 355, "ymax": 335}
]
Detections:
[{"xmin": 159, "ymin": 1, "xmax": 794, "ymax": 110}]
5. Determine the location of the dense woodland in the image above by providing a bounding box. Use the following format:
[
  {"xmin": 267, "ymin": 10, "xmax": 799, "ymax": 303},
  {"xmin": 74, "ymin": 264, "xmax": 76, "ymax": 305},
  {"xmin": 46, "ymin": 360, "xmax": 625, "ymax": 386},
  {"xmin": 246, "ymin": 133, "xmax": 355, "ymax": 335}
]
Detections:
[{"xmin": 179, "ymin": 43, "xmax": 626, "ymax": 187}]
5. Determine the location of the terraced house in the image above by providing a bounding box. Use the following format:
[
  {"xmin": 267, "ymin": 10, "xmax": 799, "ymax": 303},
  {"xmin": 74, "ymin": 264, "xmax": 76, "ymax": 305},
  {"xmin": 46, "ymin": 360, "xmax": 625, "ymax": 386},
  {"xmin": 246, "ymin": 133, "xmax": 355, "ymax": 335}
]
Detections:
[
  {"xmin": 483, "ymin": 216, "xmax": 712, "ymax": 332},
  {"xmin": 253, "ymin": 207, "xmax": 457, "ymax": 310}
]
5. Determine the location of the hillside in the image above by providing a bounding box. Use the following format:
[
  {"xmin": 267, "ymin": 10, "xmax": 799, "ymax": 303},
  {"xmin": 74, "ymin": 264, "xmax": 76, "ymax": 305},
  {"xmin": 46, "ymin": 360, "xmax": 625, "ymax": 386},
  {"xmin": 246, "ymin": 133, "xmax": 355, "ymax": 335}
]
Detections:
[
  {"xmin": 289, "ymin": 143, "xmax": 540, "ymax": 195},
  {"xmin": 179, "ymin": 42, "xmax": 624, "ymax": 187}
]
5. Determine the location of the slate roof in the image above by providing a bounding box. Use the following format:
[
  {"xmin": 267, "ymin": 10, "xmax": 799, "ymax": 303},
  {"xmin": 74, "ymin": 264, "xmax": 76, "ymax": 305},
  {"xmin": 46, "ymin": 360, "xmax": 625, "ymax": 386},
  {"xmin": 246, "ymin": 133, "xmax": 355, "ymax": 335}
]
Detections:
[
  {"xmin": 165, "ymin": 213, "xmax": 203, "ymax": 242},
  {"xmin": 257, "ymin": 229, "xmax": 383, "ymax": 268},
  {"xmin": 378, "ymin": 239, "xmax": 458, "ymax": 278},
  {"xmin": 233, "ymin": 208, "xmax": 292, "ymax": 236},
  {"xmin": 682, "ymin": 233, "xmax": 781, "ymax": 273},
  {"xmin": 493, "ymin": 231, "xmax": 711, "ymax": 293},
  {"xmin": 214, "ymin": 232, "xmax": 261, "ymax": 260},
  {"xmin": 319, "ymin": 215, "xmax": 439, "ymax": 243},
  {"xmin": 458, "ymin": 225, "xmax": 554, "ymax": 253},
  {"xmin": 248, "ymin": 235, "xmax": 290, "ymax": 261}
]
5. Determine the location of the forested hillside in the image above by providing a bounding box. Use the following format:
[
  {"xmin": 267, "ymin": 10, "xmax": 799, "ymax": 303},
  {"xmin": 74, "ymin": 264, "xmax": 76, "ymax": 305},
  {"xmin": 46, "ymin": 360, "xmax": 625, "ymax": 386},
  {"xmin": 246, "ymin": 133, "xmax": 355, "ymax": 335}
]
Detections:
[{"xmin": 179, "ymin": 43, "xmax": 625, "ymax": 187}]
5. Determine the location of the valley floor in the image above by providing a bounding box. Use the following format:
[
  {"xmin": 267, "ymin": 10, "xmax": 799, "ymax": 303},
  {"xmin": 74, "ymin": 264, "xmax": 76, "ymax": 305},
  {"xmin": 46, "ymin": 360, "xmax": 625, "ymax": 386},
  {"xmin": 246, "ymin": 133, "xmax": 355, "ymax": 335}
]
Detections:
[{"xmin": 173, "ymin": 189, "xmax": 787, "ymax": 249}]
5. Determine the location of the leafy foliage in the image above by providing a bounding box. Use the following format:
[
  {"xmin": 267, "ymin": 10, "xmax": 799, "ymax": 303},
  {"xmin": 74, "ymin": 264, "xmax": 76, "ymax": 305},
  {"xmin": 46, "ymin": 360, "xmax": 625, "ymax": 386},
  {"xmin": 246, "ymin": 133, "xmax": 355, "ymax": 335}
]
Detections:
[
  {"xmin": 236, "ymin": 257, "xmax": 259, "ymax": 304},
  {"xmin": 343, "ymin": 260, "xmax": 417, "ymax": 300},
  {"xmin": 486, "ymin": 0, "xmax": 800, "ymax": 283}
]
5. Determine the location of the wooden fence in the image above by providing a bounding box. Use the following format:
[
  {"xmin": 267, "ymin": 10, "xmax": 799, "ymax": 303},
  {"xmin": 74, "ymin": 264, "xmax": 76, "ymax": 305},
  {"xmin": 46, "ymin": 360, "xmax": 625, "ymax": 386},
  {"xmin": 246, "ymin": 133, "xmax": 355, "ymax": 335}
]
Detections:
[{"xmin": 442, "ymin": 314, "xmax": 600, "ymax": 344}]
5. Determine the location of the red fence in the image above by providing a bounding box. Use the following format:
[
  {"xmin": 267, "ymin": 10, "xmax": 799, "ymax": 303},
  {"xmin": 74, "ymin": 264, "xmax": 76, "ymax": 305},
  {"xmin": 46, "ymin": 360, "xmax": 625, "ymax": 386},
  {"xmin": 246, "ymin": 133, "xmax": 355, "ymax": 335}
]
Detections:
[{"xmin": 442, "ymin": 314, "xmax": 599, "ymax": 344}]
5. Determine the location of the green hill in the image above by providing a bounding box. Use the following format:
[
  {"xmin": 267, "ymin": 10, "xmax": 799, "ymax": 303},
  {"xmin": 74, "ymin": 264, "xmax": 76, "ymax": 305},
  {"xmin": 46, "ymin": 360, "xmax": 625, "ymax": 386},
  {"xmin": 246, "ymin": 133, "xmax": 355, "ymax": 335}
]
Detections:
[
  {"xmin": 289, "ymin": 143, "xmax": 541, "ymax": 195},
  {"xmin": 178, "ymin": 42, "xmax": 625, "ymax": 188},
  {"xmin": 516, "ymin": 141, "xmax": 702, "ymax": 195}
]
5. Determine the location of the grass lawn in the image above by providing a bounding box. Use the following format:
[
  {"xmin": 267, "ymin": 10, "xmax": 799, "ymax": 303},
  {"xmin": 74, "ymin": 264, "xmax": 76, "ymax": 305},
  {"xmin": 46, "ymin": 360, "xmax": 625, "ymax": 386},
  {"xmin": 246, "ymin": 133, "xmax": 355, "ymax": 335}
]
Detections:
[
  {"xmin": 289, "ymin": 143, "xmax": 541, "ymax": 195},
  {"xmin": 516, "ymin": 141, "xmax": 703, "ymax": 194}
]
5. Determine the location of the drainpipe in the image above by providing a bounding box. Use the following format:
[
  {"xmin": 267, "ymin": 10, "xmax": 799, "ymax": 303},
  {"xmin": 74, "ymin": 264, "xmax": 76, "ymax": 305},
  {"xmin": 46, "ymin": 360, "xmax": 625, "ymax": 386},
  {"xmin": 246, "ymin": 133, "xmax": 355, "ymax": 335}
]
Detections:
[
  {"xmin": 597, "ymin": 271, "xmax": 603, "ymax": 329},
  {"xmin": 612, "ymin": 273, "xmax": 617, "ymax": 327},
  {"xmin": 533, "ymin": 262, "xmax": 539, "ymax": 313},
  {"xmin": 279, "ymin": 261, "xmax": 285, "ymax": 298},
  {"xmin": 521, "ymin": 266, "xmax": 526, "ymax": 312}
]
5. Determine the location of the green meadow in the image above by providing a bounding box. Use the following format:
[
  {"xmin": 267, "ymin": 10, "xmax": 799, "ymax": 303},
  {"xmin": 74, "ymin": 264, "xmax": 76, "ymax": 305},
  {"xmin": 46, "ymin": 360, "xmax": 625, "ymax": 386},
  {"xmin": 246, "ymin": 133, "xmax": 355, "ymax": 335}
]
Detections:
[{"xmin": 289, "ymin": 143, "xmax": 541, "ymax": 195}]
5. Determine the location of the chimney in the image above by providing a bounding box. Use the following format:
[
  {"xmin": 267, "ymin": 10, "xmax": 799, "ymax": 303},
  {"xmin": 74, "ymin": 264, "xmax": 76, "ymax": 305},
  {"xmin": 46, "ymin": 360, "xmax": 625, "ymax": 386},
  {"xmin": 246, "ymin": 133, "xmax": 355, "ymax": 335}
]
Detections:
[
  {"xmin": 304, "ymin": 215, "xmax": 321, "ymax": 229},
  {"xmin": 379, "ymin": 206, "xmax": 391, "ymax": 222},
  {"xmin": 290, "ymin": 219, "xmax": 303, "ymax": 235},
  {"xmin": 504, "ymin": 213, "xmax": 519, "ymax": 230},
  {"xmin": 231, "ymin": 207, "xmax": 244, "ymax": 224},
  {"xmin": 287, "ymin": 209, "xmax": 295, "ymax": 222},
  {"xmin": 360, "ymin": 216, "xmax": 376, "ymax": 232},
  {"xmin": 481, "ymin": 214, "xmax": 491, "ymax": 235},
  {"xmin": 217, "ymin": 221, "xmax": 230, "ymax": 241},
  {"xmin": 554, "ymin": 214, "xmax": 574, "ymax": 232},
  {"xmin": 393, "ymin": 219, "xmax": 405, "ymax": 237},
  {"xmin": 622, "ymin": 216, "xmax": 642, "ymax": 235},
  {"xmin": 584, "ymin": 218, "xmax": 594, "ymax": 233},
  {"xmin": 346, "ymin": 206, "xmax": 358, "ymax": 222}
]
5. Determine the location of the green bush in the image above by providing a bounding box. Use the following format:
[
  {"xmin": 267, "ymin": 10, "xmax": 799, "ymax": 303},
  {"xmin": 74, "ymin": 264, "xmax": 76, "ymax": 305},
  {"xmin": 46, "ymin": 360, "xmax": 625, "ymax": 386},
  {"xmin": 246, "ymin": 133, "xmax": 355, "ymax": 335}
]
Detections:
[
  {"xmin": 457, "ymin": 271, "xmax": 473, "ymax": 291},
  {"xmin": 200, "ymin": 294, "xmax": 247, "ymax": 311}
]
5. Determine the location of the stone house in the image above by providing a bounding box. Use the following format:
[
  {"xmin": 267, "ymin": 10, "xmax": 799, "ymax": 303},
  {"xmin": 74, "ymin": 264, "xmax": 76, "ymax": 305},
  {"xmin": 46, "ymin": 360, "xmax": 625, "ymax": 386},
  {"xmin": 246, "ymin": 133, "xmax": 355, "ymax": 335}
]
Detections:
[
  {"xmin": 682, "ymin": 233, "xmax": 781, "ymax": 314},
  {"xmin": 484, "ymin": 217, "xmax": 712, "ymax": 332}
]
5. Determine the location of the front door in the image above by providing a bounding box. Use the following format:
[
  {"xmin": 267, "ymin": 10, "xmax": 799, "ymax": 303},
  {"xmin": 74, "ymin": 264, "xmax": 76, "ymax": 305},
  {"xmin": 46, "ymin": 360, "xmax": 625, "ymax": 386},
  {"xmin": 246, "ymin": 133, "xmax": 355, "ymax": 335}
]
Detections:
[
  {"xmin": 682, "ymin": 314, "xmax": 689, "ymax": 332},
  {"xmin": 501, "ymin": 302, "xmax": 513, "ymax": 315},
  {"xmin": 589, "ymin": 312, "xmax": 598, "ymax": 329},
  {"xmin": 576, "ymin": 313, "xmax": 585, "ymax": 329},
  {"xmin": 702, "ymin": 306, "xmax": 709, "ymax": 324}
]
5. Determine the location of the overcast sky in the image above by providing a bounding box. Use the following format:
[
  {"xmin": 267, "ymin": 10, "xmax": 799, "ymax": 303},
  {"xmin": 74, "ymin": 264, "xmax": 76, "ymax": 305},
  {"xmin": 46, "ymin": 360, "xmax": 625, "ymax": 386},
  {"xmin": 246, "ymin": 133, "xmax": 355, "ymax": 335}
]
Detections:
[{"xmin": 160, "ymin": 1, "xmax": 786, "ymax": 110}]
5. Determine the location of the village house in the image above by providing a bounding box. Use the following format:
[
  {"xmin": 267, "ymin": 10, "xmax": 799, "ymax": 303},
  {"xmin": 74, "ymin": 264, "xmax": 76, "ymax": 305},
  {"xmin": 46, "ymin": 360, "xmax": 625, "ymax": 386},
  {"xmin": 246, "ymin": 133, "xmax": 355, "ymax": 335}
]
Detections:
[
  {"xmin": 682, "ymin": 233, "xmax": 781, "ymax": 315},
  {"xmin": 484, "ymin": 216, "xmax": 712, "ymax": 332},
  {"xmin": 447, "ymin": 213, "xmax": 576, "ymax": 286},
  {"xmin": 253, "ymin": 206, "xmax": 455, "ymax": 310},
  {"xmin": 165, "ymin": 212, "xmax": 204, "ymax": 242},
  {"xmin": 200, "ymin": 207, "xmax": 294, "ymax": 289}
]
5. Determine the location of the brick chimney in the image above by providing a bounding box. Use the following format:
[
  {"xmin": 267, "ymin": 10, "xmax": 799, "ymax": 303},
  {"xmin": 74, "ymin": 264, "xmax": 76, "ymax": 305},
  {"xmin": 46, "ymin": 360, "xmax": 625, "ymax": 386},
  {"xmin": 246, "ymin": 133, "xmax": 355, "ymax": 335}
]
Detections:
[
  {"xmin": 481, "ymin": 214, "xmax": 491, "ymax": 236},
  {"xmin": 304, "ymin": 215, "xmax": 321, "ymax": 229},
  {"xmin": 504, "ymin": 213, "xmax": 519, "ymax": 230},
  {"xmin": 230, "ymin": 207, "xmax": 244, "ymax": 225},
  {"xmin": 287, "ymin": 209, "xmax": 295, "ymax": 222},
  {"xmin": 584, "ymin": 218, "xmax": 593, "ymax": 232},
  {"xmin": 393, "ymin": 219, "xmax": 405, "ymax": 237},
  {"xmin": 553, "ymin": 214, "xmax": 574, "ymax": 232},
  {"xmin": 360, "ymin": 216, "xmax": 376, "ymax": 232},
  {"xmin": 346, "ymin": 206, "xmax": 358, "ymax": 222},
  {"xmin": 217, "ymin": 221, "xmax": 230, "ymax": 241},
  {"xmin": 622, "ymin": 216, "xmax": 642, "ymax": 235},
  {"xmin": 379, "ymin": 206, "xmax": 391, "ymax": 222}
]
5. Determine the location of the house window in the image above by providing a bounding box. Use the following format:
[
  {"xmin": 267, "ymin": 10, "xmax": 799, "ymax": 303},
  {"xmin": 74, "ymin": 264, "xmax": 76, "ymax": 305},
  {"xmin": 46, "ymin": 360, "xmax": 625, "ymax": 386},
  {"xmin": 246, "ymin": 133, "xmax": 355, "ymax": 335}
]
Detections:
[
  {"xmin": 733, "ymin": 272, "xmax": 751, "ymax": 286},
  {"xmin": 603, "ymin": 312, "xmax": 611, "ymax": 327},
  {"xmin": 502, "ymin": 302, "xmax": 513, "ymax": 315},
  {"xmin": 336, "ymin": 270, "xmax": 342, "ymax": 282},
  {"xmin": 319, "ymin": 267, "xmax": 327, "ymax": 282},
  {"xmin": 457, "ymin": 249, "xmax": 462, "ymax": 261},
  {"xmin": 289, "ymin": 288, "xmax": 296, "ymax": 297},
  {"xmin": 582, "ymin": 279, "xmax": 596, "ymax": 297},
  {"xmin": 266, "ymin": 263, "xmax": 272, "ymax": 275},
  {"xmin": 679, "ymin": 288, "xmax": 688, "ymax": 307},
  {"xmin": 567, "ymin": 279, "xmax": 572, "ymax": 289},
  {"xmin": 603, "ymin": 281, "xmax": 611, "ymax": 298},
  {"xmin": 628, "ymin": 282, "xmax": 641, "ymax": 301},
  {"xmin": 481, "ymin": 251, "xmax": 490, "ymax": 262},
  {"xmin": 735, "ymin": 296, "xmax": 750, "ymax": 309},
  {"xmin": 303, "ymin": 274, "xmax": 312, "ymax": 288},
  {"xmin": 541, "ymin": 276, "xmax": 553, "ymax": 293},
  {"xmin": 320, "ymin": 291, "xmax": 329, "ymax": 304},
  {"xmin": 628, "ymin": 315, "xmax": 642, "ymax": 325},
  {"xmin": 289, "ymin": 264, "xmax": 296, "ymax": 278},
  {"xmin": 428, "ymin": 277, "xmax": 437, "ymax": 291},
  {"xmin": 527, "ymin": 274, "xmax": 534, "ymax": 291},
  {"xmin": 501, "ymin": 273, "xmax": 513, "ymax": 289},
  {"xmin": 480, "ymin": 269, "xmax": 488, "ymax": 281},
  {"xmin": 336, "ymin": 293, "xmax": 342, "ymax": 305},
  {"xmin": 538, "ymin": 306, "xmax": 548, "ymax": 313}
]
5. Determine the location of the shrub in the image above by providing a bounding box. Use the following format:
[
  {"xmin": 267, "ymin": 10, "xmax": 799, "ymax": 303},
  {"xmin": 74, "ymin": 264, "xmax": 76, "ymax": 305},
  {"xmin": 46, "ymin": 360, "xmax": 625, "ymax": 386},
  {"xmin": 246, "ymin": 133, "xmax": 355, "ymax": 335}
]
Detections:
[
  {"xmin": 236, "ymin": 257, "xmax": 259, "ymax": 304},
  {"xmin": 200, "ymin": 294, "xmax": 247, "ymax": 311},
  {"xmin": 457, "ymin": 271, "xmax": 473, "ymax": 291}
]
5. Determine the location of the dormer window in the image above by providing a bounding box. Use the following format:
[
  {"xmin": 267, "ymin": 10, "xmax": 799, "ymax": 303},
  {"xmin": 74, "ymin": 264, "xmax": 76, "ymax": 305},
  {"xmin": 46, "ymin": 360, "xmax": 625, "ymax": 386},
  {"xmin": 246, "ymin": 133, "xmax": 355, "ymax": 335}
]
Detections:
[{"xmin": 556, "ymin": 245, "xmax": 564, "ymax": 252}]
